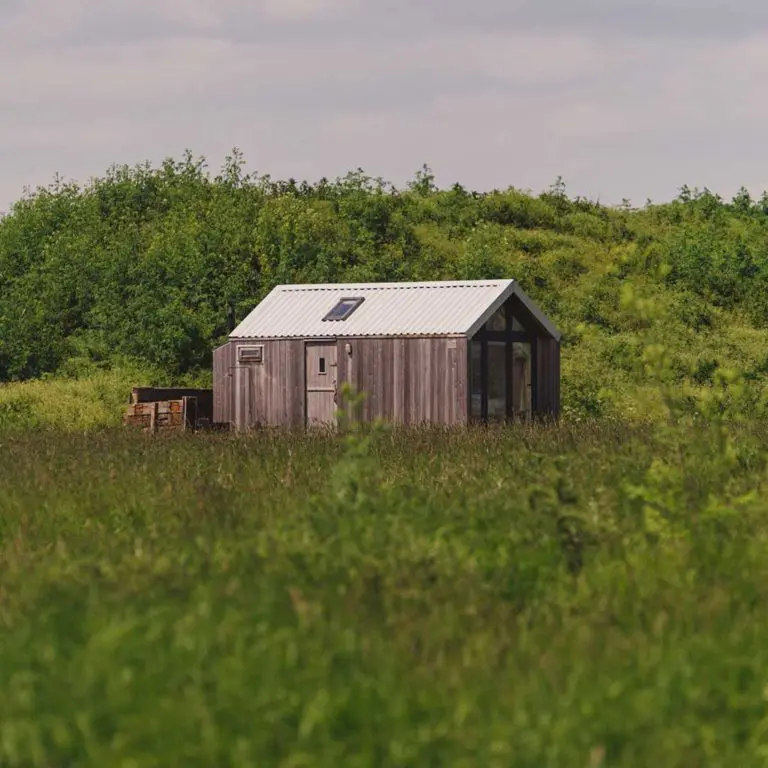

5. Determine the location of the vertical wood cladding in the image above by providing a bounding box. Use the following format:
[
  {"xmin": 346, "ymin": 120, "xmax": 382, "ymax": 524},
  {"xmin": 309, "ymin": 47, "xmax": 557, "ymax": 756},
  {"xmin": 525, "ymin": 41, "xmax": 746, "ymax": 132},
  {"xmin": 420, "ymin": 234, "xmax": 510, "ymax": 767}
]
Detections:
[
  {"xmin": 212, "ymin": 342, "xmax": 236, "ymax": 425},
  {"xmin": 225, "ymin": 334, "xmax": 555, "ymax": 430},
  {"xmin": 233, "ymin": 339, "xmax": 305, "ymax": 429},
  {"xmin": 535, "ymin": 335, "xmax": 561, "ymax": 418},
  {"xmin": 336, "ymin": 337, "xmax": 468, "ymax": 426}
]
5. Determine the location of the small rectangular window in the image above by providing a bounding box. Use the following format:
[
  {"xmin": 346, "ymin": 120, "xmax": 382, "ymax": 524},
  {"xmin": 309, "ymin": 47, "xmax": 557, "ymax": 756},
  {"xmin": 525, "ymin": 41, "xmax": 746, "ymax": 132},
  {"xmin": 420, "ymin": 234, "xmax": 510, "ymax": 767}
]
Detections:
[
  {"xmin": 238, "ymin": 345, "xmax": 263, "ymax": 364},
  {"xmin": 319, "ymin": 357, "xmax": 326, "ymax": 374},
  {"xmin": 322, "ymin": 297, "xmax": 364, "ymax": 322}
]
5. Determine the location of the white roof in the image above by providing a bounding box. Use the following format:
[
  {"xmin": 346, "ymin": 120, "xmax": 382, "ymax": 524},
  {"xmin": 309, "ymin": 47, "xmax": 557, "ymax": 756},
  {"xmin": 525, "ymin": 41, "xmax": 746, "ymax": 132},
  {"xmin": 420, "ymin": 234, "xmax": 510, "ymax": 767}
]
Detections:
[{"xmin": 230, "ymin": 279, "xmax": 561, "ymax": 340}]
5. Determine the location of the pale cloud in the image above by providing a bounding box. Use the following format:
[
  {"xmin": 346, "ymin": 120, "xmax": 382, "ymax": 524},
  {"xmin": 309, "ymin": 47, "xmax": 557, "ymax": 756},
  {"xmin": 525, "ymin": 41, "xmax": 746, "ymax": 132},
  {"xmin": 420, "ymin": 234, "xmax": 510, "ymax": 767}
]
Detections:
[
  {"xmin": 2, "ymin": 0, "xmax": 768, "ymax": 214},
  {"xmin": 0, "ymin": 32, "xmax": 604, "ymax": 112},
  {"xmin": 261, "ymin": 0, "xmax": 359, "ymax": 21}
]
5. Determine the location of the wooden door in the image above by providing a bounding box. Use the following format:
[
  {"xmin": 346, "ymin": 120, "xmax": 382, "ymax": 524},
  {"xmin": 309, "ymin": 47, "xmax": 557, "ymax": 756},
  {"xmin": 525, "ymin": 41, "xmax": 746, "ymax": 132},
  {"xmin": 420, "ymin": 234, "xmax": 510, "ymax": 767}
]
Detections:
[{"xmin": 305, "ymin": 343, "xmax": 338, "ymax": 427}]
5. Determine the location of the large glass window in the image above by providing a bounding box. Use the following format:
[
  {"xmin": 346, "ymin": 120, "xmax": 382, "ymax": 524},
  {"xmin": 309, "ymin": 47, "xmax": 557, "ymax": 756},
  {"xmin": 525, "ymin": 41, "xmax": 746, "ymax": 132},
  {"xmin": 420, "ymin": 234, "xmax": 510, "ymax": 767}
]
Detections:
[
  {"xmin": 485, "ymin": 305, "xmax": 506, "ymax": 331},
  {"xmin": 471, "ymin": 341, "xmax": 482, "ymax": 420},
  {"xmin": 486, "ymin": 304, "xmax": 528, "ymax": 332},
  {"xmin": 471, "ymin": 325, "xmax": 535, "ymax": 423},
  {"xmin": 512, "ymin": 342, "xmax": 532, "ymax": 419},
  {"xmin": 487, "ymin": 341, "xmax": 506, "ymax": 421}
]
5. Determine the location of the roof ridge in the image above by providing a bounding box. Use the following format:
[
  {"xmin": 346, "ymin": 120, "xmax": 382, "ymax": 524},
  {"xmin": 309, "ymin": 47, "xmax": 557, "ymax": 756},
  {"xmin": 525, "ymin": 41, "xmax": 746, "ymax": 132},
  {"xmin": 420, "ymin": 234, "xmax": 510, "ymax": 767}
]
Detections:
[{"xmin": 278, "ymin": 280, "xmax": 514, "ymax": 292}]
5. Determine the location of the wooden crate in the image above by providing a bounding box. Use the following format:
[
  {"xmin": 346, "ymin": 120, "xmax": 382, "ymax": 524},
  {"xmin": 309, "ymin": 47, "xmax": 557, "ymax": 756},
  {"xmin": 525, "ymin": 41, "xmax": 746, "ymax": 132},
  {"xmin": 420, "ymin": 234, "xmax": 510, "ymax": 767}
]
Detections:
[{"xmin": 123, "ymin": 397, "xmax": 198, "ymax": 433}]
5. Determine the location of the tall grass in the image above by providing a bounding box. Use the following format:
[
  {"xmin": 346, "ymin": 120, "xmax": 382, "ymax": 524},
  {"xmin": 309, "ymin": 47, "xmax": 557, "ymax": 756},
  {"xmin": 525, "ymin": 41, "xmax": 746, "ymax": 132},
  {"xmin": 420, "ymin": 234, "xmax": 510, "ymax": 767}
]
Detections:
[
  {"xmin": 0, "ymin": 362, "xmax": 210, "ymax": 432},
  {"xmin": 0, "ymin": 368, "xmax": 136, "ymax": 431},
  {"xmin": 2, "ymin": 420, "xmax": 768, "ymax": 766}
]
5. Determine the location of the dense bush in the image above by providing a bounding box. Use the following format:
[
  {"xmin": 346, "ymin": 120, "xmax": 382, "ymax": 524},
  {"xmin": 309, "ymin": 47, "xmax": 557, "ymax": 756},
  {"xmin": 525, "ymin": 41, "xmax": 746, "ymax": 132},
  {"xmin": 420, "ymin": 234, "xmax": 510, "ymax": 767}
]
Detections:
[{"xmin": 4, "ymin": 151, "xmax": 768, "ymax": 420}]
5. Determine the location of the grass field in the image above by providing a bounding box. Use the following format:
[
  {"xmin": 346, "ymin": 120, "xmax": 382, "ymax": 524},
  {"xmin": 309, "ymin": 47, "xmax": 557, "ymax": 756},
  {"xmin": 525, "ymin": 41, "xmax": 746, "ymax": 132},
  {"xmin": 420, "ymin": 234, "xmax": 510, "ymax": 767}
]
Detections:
[
  {"xmin": 7, "ymin": 152, "xmax": 768, "ymax": 765},
  {"xmin": 2, "ymin": 419, "xmax": 768, "ymax": 767}
]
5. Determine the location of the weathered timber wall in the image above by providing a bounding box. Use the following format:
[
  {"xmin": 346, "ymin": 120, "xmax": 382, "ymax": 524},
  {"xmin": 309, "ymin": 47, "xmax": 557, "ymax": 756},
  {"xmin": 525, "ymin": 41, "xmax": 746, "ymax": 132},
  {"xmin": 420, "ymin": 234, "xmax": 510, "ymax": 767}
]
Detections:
[
  {"xmin": 336, "ymin": 336, "xmax": 468, "ymax": 426},
  {"xmin": 536, "ymin": 336, "xmax": 560, "ymax": 418},
  {"xmin": 233, "ymin": 339, "xmax": 305, "ymax": 430},
  {"xmin": 224, "ymin": 336, "xmax": 468, "ymax": 429},
  {"xmin": 213, "ymin": 342, "xmax": 236, "ymax": 425},
  {"xmin": 221, "ymin": 334, "xmax": 560, "ymax": 429}
]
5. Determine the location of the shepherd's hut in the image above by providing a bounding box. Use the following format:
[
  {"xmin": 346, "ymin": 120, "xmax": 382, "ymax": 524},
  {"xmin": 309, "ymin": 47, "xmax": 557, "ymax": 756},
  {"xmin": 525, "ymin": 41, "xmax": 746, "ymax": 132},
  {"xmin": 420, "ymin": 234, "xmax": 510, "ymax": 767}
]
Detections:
[{"xmin": 213, "ymin": 279, "xmax": 561, "ymax": 429}]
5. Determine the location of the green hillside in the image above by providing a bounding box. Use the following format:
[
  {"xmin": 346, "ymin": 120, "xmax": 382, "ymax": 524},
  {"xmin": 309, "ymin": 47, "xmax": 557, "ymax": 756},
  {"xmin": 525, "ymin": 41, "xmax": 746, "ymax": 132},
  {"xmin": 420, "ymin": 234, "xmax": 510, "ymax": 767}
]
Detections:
[{"xmin": 3, "ymin": 150, "xmax": 768, "ymax": 425}]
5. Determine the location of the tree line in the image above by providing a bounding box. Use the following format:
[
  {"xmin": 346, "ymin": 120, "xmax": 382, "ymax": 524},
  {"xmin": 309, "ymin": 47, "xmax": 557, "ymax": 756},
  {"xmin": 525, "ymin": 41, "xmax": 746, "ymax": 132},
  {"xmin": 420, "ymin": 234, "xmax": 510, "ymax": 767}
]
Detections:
[{"xmin": 2, "ymin": 148, "xmax": 768, "ymax": 382}]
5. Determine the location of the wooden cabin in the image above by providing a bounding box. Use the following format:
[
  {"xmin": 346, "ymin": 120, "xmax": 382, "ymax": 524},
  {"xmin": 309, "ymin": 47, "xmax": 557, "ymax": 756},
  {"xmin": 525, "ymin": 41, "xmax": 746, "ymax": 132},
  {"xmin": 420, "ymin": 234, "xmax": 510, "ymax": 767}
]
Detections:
[{"xmin": 213, "ymin": 279, "xmax": 561, "ymax": 429}]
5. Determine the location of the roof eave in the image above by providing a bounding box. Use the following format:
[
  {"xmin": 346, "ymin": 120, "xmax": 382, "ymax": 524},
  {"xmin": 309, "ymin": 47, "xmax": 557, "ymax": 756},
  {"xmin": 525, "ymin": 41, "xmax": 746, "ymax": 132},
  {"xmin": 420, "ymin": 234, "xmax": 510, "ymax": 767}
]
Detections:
[{"xmin": 228, "ymin": 332, "xmax": 471, "ymax": 341}]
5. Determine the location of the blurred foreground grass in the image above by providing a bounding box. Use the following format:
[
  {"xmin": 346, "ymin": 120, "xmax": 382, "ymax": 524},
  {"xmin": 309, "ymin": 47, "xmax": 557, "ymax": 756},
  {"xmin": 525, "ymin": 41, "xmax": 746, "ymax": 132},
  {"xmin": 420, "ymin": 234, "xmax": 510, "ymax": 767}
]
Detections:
[{"xmin": 2, "ymin": 421, "xmax": 768, "ymax": 766}]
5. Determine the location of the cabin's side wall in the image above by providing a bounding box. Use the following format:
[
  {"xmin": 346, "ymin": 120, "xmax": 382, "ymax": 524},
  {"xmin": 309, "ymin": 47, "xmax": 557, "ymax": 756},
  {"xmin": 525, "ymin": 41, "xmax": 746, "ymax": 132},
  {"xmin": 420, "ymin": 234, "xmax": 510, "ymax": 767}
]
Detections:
[
  {"xmin": 535, "ymin": 336, "xmax": 561, "ymax": 418},
  {"xmin": 233, "ymin": 339, "xmax": 305, "ymax": 429},
  {"xmin": 219, "ymin": 333, "xmax": 557, "ymax": 427},
  {"xmin": 212, "ymin": 342, "xmax": 236, "ymax": 425},
  {"xmin": 337, "ymin": 336, "xmax": 468, "ymax": 426}
]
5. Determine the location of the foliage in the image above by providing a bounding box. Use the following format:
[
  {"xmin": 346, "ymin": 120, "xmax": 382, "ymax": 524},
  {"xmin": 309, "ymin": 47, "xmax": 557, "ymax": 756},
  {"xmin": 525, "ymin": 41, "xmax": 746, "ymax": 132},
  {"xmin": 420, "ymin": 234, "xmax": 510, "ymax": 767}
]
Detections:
[
  {"xmin": 0, "ymin": 418, "xmax": 767, "ymax": 765},
  {"xmin": 0, "ymin": 360, "xmax": 209, "ymax": 432},
  {"xmin": 4, "ymin": 151, "xmax": 768, "ymax": 423},
  {"xmin": 6, "ymin": 152, "xmax": 768, "ymax": 764}
]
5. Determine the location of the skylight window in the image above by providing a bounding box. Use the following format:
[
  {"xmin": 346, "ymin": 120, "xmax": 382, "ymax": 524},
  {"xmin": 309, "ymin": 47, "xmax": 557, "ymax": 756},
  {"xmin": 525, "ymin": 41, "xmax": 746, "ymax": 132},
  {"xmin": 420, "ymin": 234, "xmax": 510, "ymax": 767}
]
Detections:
[{"xmin": 322, "ymin": 297, "xmax": 364, "ymax": 322}]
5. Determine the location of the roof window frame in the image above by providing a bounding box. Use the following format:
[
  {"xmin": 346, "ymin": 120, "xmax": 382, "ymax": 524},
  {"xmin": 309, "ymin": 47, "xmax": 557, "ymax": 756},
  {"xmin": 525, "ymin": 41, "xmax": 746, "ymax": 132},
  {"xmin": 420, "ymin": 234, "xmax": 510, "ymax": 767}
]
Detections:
[{"xmin": 322, "ymin": 296, "xmax": 365, "ymax": 322}]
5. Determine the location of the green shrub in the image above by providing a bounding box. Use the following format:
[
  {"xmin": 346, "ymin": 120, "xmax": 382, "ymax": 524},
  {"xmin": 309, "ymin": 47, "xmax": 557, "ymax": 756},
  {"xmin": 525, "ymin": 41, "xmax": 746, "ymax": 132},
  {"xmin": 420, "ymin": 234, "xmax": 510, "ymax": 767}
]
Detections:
[{"xmin": 4, "ymin": 151, "xmax": 768, "ymax": 426}]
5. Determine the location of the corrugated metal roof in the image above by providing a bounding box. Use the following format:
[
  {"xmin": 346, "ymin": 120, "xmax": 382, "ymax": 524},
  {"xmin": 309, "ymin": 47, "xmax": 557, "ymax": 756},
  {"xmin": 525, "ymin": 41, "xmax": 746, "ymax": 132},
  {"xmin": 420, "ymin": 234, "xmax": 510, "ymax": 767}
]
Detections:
[{"xmin": 230, "ymin": 279, "xmax": 561, "ymax": 340}]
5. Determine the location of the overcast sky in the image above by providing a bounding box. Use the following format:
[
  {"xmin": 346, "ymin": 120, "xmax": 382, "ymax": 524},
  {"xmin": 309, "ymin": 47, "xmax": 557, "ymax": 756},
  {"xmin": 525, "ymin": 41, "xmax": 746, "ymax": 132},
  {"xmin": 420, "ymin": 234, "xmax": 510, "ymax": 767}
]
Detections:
[{"xmin": 2, "ymin": 0, "xmax": 768, "ymax": 214}]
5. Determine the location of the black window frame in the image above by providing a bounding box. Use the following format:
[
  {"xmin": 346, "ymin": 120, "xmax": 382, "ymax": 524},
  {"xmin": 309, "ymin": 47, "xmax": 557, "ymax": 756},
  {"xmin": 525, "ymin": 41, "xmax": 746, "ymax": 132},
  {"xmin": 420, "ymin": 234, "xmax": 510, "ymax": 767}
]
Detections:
[
  {"xmin": 472, "ymin": 300, "xmax": 539, "ymax": 423},
  {"xmin": 322, "ymin": 296, "xmax": 365, "ymax": 322}
]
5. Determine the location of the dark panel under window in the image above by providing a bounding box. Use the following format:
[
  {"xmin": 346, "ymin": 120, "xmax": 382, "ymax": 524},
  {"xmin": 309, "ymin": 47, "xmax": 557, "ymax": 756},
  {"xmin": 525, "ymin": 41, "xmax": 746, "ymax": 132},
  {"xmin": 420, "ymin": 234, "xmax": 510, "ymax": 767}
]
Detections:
[{"xmin": 322, "ymin": 297, "xmax": 364, "ymax": 321}]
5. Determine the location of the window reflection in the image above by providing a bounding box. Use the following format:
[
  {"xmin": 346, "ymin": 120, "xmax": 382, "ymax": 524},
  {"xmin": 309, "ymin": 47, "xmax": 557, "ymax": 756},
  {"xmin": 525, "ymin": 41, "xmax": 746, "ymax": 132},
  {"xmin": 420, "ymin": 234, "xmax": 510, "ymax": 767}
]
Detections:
[
  {"xmin": 485, "ymin": 304, "xmax": 528, "ymax": 332},
  {"xmin": 470, "ymin": 333, "xmax": 534, "ymax": 423},
  {"xmin": 512, "ymin": 342, "xmax": 532, "ymax": 419},
  {"xmin": 485, "ymin": 305, "xmax": 506, "ymax": 331},
  {"xmin": 488, "ymin": 341, "xmax": 506, "ymax": 421},
  {"xmin": 471, "ymin": 341, "xmax": 482, "ymax": 420}
]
